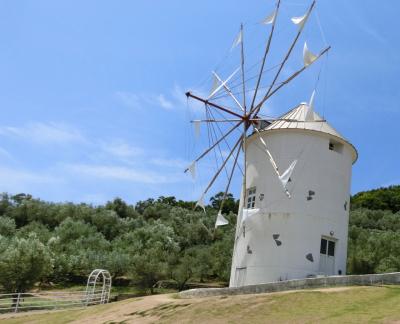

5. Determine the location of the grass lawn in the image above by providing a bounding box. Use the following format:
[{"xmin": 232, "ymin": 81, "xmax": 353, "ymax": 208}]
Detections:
[{"xmin": 1, "ymin": 285, "xmax": 400, "ymax": 323}]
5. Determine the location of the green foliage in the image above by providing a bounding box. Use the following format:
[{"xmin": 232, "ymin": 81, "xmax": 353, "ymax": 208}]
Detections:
[
  {"xmin": 210, "ymin": 192, "xmax": 239, "ymax": 215},
  {"xmin": 351, "ymin": 185, "xmax": 400, "ymax": 213},
  {"xmin": 0, "ymin": 216, "xmax": 16, "ymax": 237},
  {"xmin": 0, "ymin": 234, "xmax": 53, "ymax": 293},
  {"xmin": 347, "ymin": 208, "xmax": 400, "ymax": 274},
  {"xmin": 122, "ymin": 222, "xmax": 179, "ymax": 293},
  {"xmin": 106, "ymin": 197, "xmax": 140, "ymax": 219},
  {"xmin": 0, "ymin": 185, "xmax": 398, "ymax": 294}
]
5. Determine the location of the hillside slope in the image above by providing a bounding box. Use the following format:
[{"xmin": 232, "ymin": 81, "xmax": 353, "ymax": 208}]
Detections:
[{"xmin": 1, "ymin": 286, "xmax": 400, "ymax": 323}]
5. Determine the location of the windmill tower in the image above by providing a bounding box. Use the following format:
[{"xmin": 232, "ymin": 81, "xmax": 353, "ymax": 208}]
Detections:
[
  {"xmin": 229, "ymin": 103, "xmax": 357, "ymax": 287},
  {"xmin": 185, "ymin": 0, "xmax": 357, "ymax": 287}
]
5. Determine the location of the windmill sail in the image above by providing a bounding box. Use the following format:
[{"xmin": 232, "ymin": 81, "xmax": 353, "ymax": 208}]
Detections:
[
  {"xmin": 184, "ymin": 0, "xmax": 340, "ymax": 288},
  {"xmin": 291, "ymin": 12, "xmax": 309, "ymax": 30},
  {"xmin": 262, "ymin": 10, "xmax": 276, "ymax": 25},
  {"xmin": 193, "ymin": 120, "xmax": 201, "ymax": 138},
  {"xmin": 305, "ymin": 90, "xmax": 316, "ymax": 121},
  {"xmin": 231, "ymin": 30, "xmax": 243, "ymax": 50},
  {"xmin": 195, "ymin": 194, "xmax": 206, "ymax": 212},
  {"xmin": 187, "ymin": 161, "xmax": 196, "ymax": 179},
  {"xmin": 303, "ymin": 42, "xmax": 318, "ymax": 67},
  {"xmin": 241, "ymin": 208, "xmax": 260, "ymax": 224},
  {"xmin": 215, "ymin": 211, "xmax": 229, "ymax": 228},
  {"xmin": 210, "ymin": 74, "xmax": 219, "ymax": 95},
  {"xmin": 208, "ymin": 68, "xmax": 240, "ymax": 100},
  {"xmin": 279, "ymin": 160, "xmax": 298, "ymax": 189}
]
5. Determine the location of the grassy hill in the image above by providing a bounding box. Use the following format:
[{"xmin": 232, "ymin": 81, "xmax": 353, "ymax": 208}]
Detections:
[{"xmin": 2, "ymin": 285, "xmax": 400, "ymax": 323}]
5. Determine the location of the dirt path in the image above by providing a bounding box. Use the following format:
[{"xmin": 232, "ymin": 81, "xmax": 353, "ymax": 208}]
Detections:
[
  {"xmin": 71, "ymin": 294, "xmax": 191, "ymax": 324},
  {"xmin": 74, "ymin": 287, "xmax": 358, "ymax": 323}
]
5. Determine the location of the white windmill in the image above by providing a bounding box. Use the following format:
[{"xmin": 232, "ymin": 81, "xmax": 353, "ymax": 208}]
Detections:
[{"xmin": 185, "ymin": 0, "xmax": 357, "ymax": 287}]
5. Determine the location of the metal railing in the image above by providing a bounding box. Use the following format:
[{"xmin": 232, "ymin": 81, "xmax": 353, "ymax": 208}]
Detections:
[{"xmin": 0, "ymin": 289, "xmax": 109, "ymax": 314}]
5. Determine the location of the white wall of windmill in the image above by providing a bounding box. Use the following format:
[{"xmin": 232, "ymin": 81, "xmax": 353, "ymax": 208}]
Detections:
[{"xmin": 229, "ymin": 129, "xmax": 355, "ymax": 287}]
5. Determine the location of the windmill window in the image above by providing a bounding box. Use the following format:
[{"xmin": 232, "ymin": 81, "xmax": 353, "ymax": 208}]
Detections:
[
  {"xmin": 328, "ymin": 240, "xmax": 335, "ymax": 256},
  {"xmin": 246, "ymin": 187, "xmax": 256, "ymax": 209},
  {"xmin": 329, "ymin": 140, "xmax": 343, "ymax": 154},
  {"xmin": 320, "ymin": 238, "xmax": 335, "ymax": 256},
  {"xmin": 320, "ymin": 238, "xmax": 327, "ymax": 254}
]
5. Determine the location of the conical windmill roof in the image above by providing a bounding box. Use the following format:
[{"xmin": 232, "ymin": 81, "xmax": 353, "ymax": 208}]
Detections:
[{"xmin": 260, "ymin": 103, "xmax": 358, "ymax": 163}]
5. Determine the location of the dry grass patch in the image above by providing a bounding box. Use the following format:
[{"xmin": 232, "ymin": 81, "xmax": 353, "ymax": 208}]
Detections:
[{"xmin": 1, "ymin": 286, "xmax": 400, "ymax": 323}]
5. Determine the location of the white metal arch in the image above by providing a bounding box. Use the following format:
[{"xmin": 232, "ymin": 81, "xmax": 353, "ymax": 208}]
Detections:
[{"xmin": 85, "ymin": 269, "xmax": 112, "ymax": 305}]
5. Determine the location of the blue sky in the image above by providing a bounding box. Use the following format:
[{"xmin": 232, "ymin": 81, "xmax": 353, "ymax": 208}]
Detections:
[{"xmin": 0, "ymin": 0, "xmax": 398, "ymax": 205}]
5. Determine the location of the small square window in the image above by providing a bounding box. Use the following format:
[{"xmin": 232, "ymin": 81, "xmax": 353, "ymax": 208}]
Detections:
[
  {"xmin": 329, "ymin": 139, "xmax": 343, "ymax": 154},
  {"xmin": 246, "ymin": 187, "xmax": 256, "ymax": 209}
]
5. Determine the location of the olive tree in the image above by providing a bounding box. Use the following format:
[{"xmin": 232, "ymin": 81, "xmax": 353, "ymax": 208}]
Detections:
[{"xmin": 0, "ymin": 233, "xmax": 53, "ymax": 293}]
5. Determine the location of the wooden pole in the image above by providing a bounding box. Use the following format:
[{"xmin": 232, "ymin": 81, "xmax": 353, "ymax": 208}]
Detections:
[
  {"xmin": 240, "ymin": 23, "xmax": 248, "ymax": 231},
  {"xmin": 186, "ymin": 92, "xmax": 244, "ymax": 119},
  {"xmin": 250, "ymin": 0, "xmax": 316, "ymax": 117},
  {"xmin": 191, "ymin": 119, "xmax": 243, "ymax": 123},
  {"xmin": 184, "ymin": 121, "xmax": 243, "ymax": 173},
  {"xmin": 250, "ymin": 0, "xmax": 281, "ymax": 111},
  {"xmin": 252, "ymin": 46, "xmax": 331, "ymax": 116},
  {"xmin": 219, "ymin": 142, "xmax": 242, "ymax": 213},
  {"xmin": 201, "ymin": 136, "xmax": 242, "ymax": 197}
]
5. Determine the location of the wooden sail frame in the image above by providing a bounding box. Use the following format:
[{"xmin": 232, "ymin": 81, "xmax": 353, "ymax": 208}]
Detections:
[{"xmin": 185, "ymin": 0, "xmax": 330, "ymax": 219}]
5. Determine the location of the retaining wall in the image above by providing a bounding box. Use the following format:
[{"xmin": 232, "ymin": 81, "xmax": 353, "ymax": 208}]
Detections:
[{"xmin": 179, "ymin": 272, "xmax": 400, "ymax": 298}]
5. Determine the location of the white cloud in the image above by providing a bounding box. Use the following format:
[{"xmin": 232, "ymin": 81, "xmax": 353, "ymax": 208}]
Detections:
[
  {"xmin": 157, "ymin": 94, "xmax": 174, "ymax": 110},
  {"xmin": 115, "ymin": 84, "xmax": 207, "ymax": 113},
  {"xmin": 100, "ymin": 140, "xmax": 144, "ymax": 159},
  {"xmin": 64, "ymin": 163, "xmax": 184, "ymax": 184},
  {"xmin": 172, "ymin": 84, "xmax": 205, "ymax": 113},
  {"xmin": 0, "ymin": 147, "xmax": 13, "ymax": 160},
  {"xmin": 115, "ymin": 91, "xmax": 142, "ymax": 109},
  {"xmin": 0, "ymin": 122, "xmax": 87, "ymax": 145},
  {"xmin": 115, "ymin": 91, "xmax": 175, "ymax": 111},
  {"xmin": 0, "ymin": 166, "xmax": 60, "ymax": 194},
  {"xmin": 150, "ymin": 157, "xmax": 189, "ymax": 169}
]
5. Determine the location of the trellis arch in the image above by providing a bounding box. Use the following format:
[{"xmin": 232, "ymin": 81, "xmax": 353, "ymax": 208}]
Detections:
[{"xmin": 85, "ymin": 269, "xmax": 112, "ymax": 305}]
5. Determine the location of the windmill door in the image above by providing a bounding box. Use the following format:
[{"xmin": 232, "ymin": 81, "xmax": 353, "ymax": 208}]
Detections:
[
  {"xmin": 234, "ymin": 267, "xmax": 247, "ymax": 287},
  {"xmin": 319, "ymin": 237, "xmax": 336, "ymax": 275}
]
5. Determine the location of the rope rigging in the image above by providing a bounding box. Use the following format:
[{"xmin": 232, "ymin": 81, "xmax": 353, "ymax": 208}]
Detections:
[{"xmin": 184, "ymin": 0, "xmax": 331, "ymax": 228}]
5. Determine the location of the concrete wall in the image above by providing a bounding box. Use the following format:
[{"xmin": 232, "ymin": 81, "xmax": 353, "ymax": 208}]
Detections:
[
  {"xmin": 230, "ymin": 129, "xmax": 355, "ymax": 287},
  {"xmin": 181, "ymin": 272, "xmax": 400, "ymax": 298}
]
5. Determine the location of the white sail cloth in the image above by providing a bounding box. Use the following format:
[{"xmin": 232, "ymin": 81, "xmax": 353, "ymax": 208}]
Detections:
[
  {"xmin": 305, "ymin": 90, "xmax": 316, "ymax": 121},
  {"xmin": 195, "ymin": 194, "xmax": 206, "ymax": 212},
  {"xmin": 208, "ymin": 67, "xmax": 240, "ymax": 100},
  {"xmin": 241, "ymin": 208, "xmax": 260, "ymax": 224},
  {"xmin": 193, "ymin": 120, "xmax": 201, "ymax": 138},
  {"xmin": 210, "ymin": 74, "xmax": 219, "ymax": 95},
  {"xmin": 187, "ymin": 161, "xmax": 196, "ymax": 179},
  {"xmin": 303, "ymin": 42, "xmax": 318, "ymax": 67},
  {"xmin": 215, "ymin": 211, "xmax": 229, "ymax": 228},
  {"xmin": 279, "ymin": 160, "xmax": 298, "ymax": 189},
  {"xmin": 291, "ymin": 12, "xmax": 309, "ymax": 30},
  {"xmin": 262, "ymin": 10, "xmax": 276, "ymax": 25},
  {"xmin": 231, "ymin": 30, "xmax": 242, "ymax": 50}
]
